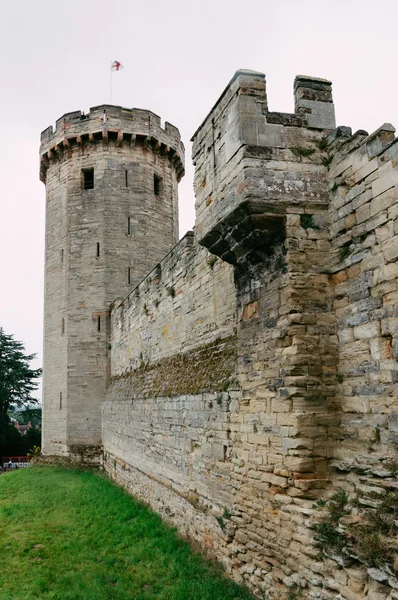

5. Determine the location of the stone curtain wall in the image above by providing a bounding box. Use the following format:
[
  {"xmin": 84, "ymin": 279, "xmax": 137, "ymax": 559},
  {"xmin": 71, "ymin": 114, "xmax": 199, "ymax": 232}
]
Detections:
[
  {"xmin": 328, "ymin": 124, "xmax": 398, "ymax": 462},
  {"xmin": 103, "ymin": 231, "xmax": 240, "ymax": 556},
  {"xmin": 320, "ymin": 125, "xmax": 398, "ymax": 599},
  {"xmin": 109, "ymin": 231, "xmax": 236, "ymax": 373},
  {"xmin": 103, "ymin": 72, "xmax": 398, "ymax": 599}
]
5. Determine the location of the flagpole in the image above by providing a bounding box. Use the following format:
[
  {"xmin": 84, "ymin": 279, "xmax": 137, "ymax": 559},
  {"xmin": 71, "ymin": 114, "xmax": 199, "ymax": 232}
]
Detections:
[{"xmin": 110, "ymin": 62, "xmax": 113, "ymax": 104}]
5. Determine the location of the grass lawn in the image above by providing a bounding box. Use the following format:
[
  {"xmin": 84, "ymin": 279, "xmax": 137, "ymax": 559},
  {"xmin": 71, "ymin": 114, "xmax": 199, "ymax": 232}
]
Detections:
[{"xmin": 0, "ymin": 466, "xmax": 253, "ymax": 600}]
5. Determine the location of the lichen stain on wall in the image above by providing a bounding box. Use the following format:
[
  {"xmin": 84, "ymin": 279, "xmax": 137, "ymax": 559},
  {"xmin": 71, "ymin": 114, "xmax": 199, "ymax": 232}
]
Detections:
[{"xmin": 110, "ymin": 334, "xmax": 237, "ymax": 398}]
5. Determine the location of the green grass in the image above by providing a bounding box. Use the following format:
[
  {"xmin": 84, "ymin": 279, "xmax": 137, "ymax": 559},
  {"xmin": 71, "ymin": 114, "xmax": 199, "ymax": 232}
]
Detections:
[{"xmin": 0, "ymin": 466, "xmax": 253, "ymax": 600}]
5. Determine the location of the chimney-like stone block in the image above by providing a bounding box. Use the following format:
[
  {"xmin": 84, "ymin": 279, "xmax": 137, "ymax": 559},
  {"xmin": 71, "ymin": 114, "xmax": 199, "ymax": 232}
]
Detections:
[{"xmin": 294, "ymin": 75, "xmax": 335, "ymax": 130}]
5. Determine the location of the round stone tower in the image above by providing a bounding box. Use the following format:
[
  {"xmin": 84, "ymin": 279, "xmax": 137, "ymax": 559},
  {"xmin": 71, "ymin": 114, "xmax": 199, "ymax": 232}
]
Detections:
[{"xmin": 40, "ymin": 105, "xmax": 184, "ymax": 461}]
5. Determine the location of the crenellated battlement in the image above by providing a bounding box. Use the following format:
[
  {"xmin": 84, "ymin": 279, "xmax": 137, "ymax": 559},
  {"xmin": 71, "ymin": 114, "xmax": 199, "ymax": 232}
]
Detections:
[
  {"xmin": 40, "ymin": 104, "xmax": 184, "ymax": 183},
  {"xmin": 191, "ymin": 69, "xmax": 336, "ymax": 269},
  {"xmin": 325, "ymin": 121, "xmax": 396, "ymax": 170}
]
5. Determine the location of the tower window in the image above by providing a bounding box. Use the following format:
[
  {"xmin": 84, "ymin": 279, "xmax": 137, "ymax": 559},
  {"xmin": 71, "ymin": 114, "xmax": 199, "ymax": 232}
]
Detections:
[
  {"xmin": 82, "ymin": 168, "xmax": 94, "ymax": 190},
  {"xmin": 128, "ymin": 267, "xmax": 132, "ymax": 285},
  {"xmin": 154, "ymin": 173, "xmax": 162, "ymax": 196},
  {"xmin": 97, "ymin": 316, "xmax": 101, "ymax": 332},
  {"xmin": 127, "ymin": 217, "xmax": 131, "ymax": 235},
  {"xmin": 61, "ymin": 249, "xmax": 64, "ymax": 262},
  {"xmin": 61, "ymin": 318, "xmax": 65, "ymax": 335},
  {"xmin": 125, "ymin": 170, "xmax": 128, "ymax": 187},
  {"xmin": 59, "ymin": 392, "xmax": 63, "ymax": 410},
  {"xmin": 96, "ymin": 242, "xmax": 100, "ymax": 257}
]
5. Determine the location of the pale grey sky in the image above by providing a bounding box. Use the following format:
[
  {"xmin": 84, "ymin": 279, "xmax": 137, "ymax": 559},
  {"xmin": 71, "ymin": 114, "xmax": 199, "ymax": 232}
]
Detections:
[{"xmin": 1, "ymin": 0, "xmax": 397, "ymax": 399}]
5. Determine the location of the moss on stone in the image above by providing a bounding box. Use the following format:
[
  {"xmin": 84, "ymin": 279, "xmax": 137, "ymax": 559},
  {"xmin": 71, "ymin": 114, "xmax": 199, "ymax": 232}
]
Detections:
[{"xmin": 111, "ymin": 335, "xmax": 238, "ymax": 398}]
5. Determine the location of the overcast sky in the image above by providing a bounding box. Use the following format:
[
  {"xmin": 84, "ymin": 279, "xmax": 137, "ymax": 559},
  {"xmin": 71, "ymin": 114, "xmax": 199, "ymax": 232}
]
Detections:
[{"xmin": 1, "ymin": 0, "xmax": 397, "ymax": 401}]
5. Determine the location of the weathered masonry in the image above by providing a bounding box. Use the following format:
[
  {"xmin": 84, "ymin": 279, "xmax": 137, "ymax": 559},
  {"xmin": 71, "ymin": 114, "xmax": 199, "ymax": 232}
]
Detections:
[
  {"xmin": 40, "ymin": 105, "xmax": 184, "ymax": 459},
  {"xmin": 42, "ymin": 71, "xmax": 398, "ymax": 599}
]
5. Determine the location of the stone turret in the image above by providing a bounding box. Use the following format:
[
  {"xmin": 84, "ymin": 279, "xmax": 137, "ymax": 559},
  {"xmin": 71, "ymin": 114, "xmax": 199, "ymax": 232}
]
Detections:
[
  {"xmin": 40, "ymin": 104, "xmax": 184, "ymax": 461},
  {"xmin": 192, "ymin": 69, "xmax": 335, "ymax": 273}
]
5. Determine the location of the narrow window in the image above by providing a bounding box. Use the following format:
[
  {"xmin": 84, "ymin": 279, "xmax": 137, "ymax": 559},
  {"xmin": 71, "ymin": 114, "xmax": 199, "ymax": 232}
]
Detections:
[
  {"xmin": 61, "ymin": 249, "xmax": 64, "ymax": 262},
  {"xmin": 97, "ymin": 316, "xmax": 101, "ymax": 332},
  {"xmin": 96, "ymin": 242, "xmax": 100, "ymax": 257},
  {"xmin": 127, "ymin": 217, "xmax": 131, "ymax": 235},
  {"xmin": 128, "ymin": 267, "xmax": 131, "ymax": 285},
  {"xmin": 125, "ymin": 170, "xmax": 128, "ymax": 187},
  {"xmin": 154, "ymin": 173, "xmax": 162, "ymax": 196},
  {"xmin": 59, "ymin": 392, "xmax": 62, "ymax": 410},
  {"xmin": 61, "ymin": 318, "xmax": 65, "ymax": 335},
  {"xmin": 82, "ymin": 167, "xmax": 94, "ymax": 190}
]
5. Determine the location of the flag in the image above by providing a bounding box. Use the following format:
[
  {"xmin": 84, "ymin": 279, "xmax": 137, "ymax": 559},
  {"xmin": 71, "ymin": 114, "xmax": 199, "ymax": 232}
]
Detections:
[{"xmin": 111, "ymin": 61, "xmax": 123, "ymax": 71}]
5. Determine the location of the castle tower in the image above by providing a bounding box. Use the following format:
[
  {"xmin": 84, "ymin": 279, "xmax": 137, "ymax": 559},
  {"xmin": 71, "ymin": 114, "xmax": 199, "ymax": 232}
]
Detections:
[{"xmin": 40, "ymin": 105, "xmax": 184, "ymax": 461}]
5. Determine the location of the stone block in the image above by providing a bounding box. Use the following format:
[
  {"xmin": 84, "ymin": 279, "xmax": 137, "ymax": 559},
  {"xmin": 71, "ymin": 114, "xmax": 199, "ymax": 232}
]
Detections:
[
  {"xmin": 261, "ymin": 472, "xmax": 288, "ymax": 487},
  {"xmin": 353, "ymin": 321, "xmax": 380, "ymax": 340},
  {"xmin": 372, "ymin": 166, "xmax": 398, "ymax": 197},
  {"xmin": 352, "ymin": 187, "xmax": 373, "ymax": 210},
  {"xmin": 356, "ymin": 202, "xmax": 371, "ymax": 224},
  {"xmin": 354, "ymin": 157, "xmax": 378, "ymax": 183},
  {"xmin": 296, "ymin": 98, "xmax": 336, "ymax": 130},
  {"xmin": 375, "ymin": 223, "xmax": 394, "ymax": 243},
  {"xmin": 371, "ymin": 187, "xmax": 396, "ymax": 217},
  {"xmin": 341, "ymin": 397, "xmax": 371, "ymax": 414},
  {"xmin": 366, "ymin": 123, "xmax": 396, "ymax": 159},
  {"xmin": 284, "ymin": 456, "xmax": 314, "ymax": 472},
  {"xmin": 382, "ymin": 235, "xmax": 398, "ymax": 263}
]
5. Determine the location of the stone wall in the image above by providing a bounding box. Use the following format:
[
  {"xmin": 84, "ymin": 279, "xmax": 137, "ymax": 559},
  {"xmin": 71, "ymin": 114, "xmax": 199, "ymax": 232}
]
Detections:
[
  {"xmin": 101, "ymin": 72, "xmax": 398, "ymax": 599},
  {"xmin": 328, "ymin": 123, "xmax": 398, "ymax": 464},
  {"xmin": 109, "ymin": 231, "xmax": 236, "ymax": 373},
  {"xmin": 320, "ymin": 125, "xmax": 398, "ymax": 600},
  {"xmin": 103, "ymin": 230, "xmax": 240, "ymax": 558}
]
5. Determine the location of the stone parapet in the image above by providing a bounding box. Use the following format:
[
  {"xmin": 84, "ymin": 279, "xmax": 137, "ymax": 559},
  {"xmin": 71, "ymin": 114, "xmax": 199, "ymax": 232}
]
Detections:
[
  {"xmin": 40, "ymin": 105, "xmax": 184, "ymax": 183},
  {"xmin": 191, "ymin": 70, "xmax": 333, "ymax": 270}
]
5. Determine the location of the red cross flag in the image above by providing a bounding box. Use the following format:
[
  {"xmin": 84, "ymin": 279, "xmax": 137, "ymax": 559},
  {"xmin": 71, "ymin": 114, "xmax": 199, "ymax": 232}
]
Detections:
[{"xmin": 111, "ymin": 61, "xmax": 123, "ymax": 71}]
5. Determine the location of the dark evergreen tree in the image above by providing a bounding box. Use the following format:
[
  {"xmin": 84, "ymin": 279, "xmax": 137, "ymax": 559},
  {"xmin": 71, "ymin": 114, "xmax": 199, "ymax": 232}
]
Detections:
[
  {"xmin": 20, "ymin": 427, "xmax": 42, "ymax": 455},
  {"xmin": 0, "ymin": 328, "xmax": 42, "ymax": 455}
]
